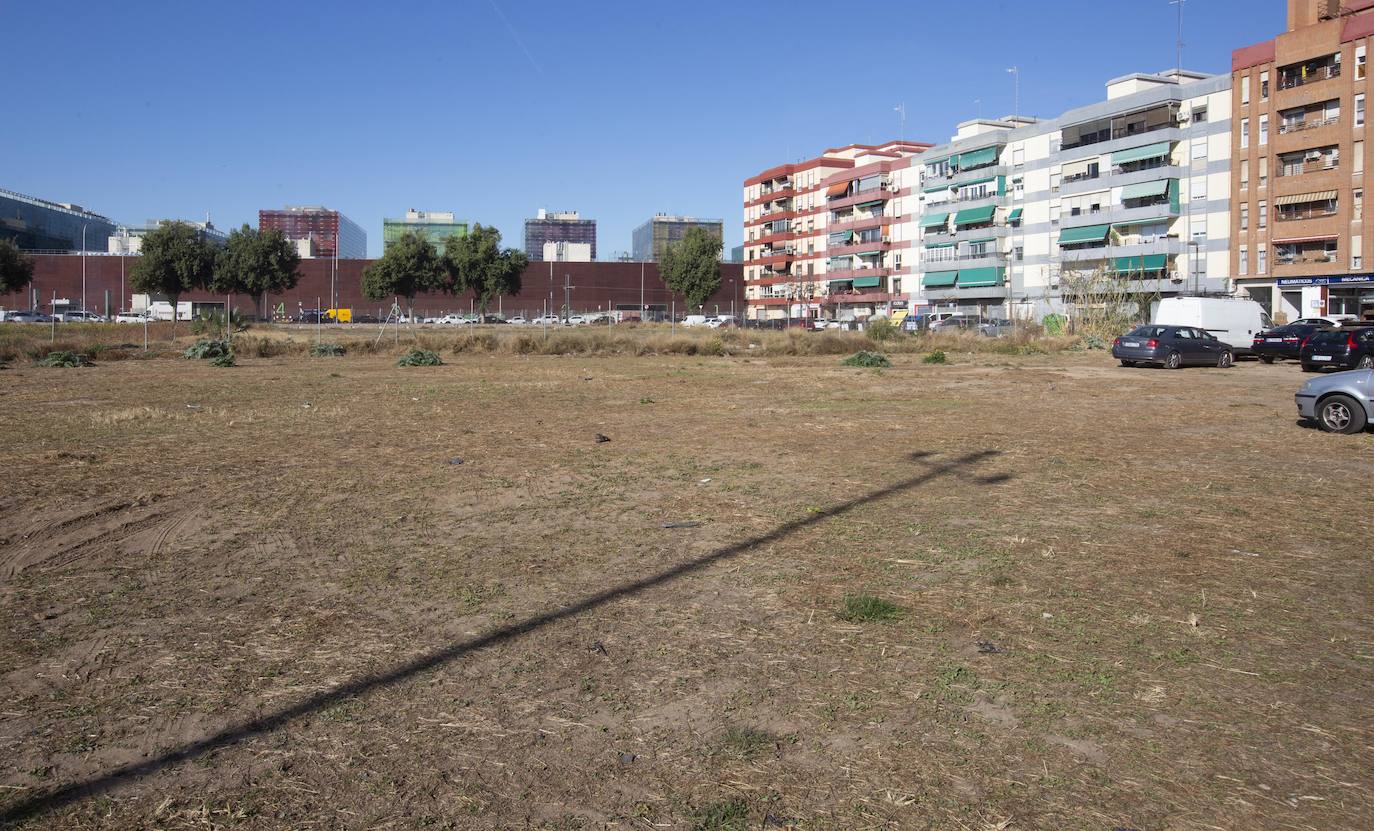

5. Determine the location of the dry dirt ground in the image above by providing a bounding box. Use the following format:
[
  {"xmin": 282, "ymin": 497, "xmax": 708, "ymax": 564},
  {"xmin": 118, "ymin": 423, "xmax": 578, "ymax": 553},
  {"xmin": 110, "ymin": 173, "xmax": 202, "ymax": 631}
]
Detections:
[{"xmin": 0, "ymin": 347, "xmax": 1371, "ymax": 830}]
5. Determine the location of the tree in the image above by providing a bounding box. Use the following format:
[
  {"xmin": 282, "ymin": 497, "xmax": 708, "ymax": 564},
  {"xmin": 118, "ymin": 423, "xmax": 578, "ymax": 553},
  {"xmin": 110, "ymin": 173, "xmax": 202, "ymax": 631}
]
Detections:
[
  {"xmin": 660, "ymin": 226, "xmax": 722, "ymax": 312},
  {"xmin": 212, "ymin": 225, "xmax": 301, "ymax": 316},
  {"xmin": 362, "ymin": 230, "xmax": 445, "ymax": 306},
  {"xmin": 0, "ymin": 238, "xmax": 35, "ymax": 297},
  {"xmin": 1057, "ymin": 262, "xmax": 1162, "ymax": 345},
  {"xmin": 129, "ymin": 222, "xmax": 216, "ymax": 333},
  {"xmin": 444, "ymin": 224, "xmax": 528, "ymax": 317}
]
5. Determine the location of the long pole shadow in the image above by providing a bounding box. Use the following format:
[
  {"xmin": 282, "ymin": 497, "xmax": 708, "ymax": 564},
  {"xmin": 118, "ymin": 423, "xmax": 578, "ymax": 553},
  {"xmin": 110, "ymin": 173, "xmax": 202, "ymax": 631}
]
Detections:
[{"xmin": 1, "ymin": 449, "xmax": 1006, "ymax": 825}]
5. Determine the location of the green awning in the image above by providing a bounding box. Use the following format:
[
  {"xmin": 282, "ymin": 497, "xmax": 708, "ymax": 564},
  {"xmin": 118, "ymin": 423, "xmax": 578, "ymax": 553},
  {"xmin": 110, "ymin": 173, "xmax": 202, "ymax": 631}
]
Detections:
[
  {"xmin": 958, "ymin": 267, "xmax": 1006, "ymax": 288},
  {"xmin": 828, "ymin": 230, "xmax": 854, "ymax": 242},
  {"xmin": 855, "ymin": 199, "xmax": 886, "ymax": 208},
  {"xmin": 1121, "ymin": 179, "xmax": 1171, "ymax": 200},
  {"xmin": 955, "ymin": 176, "xmax": 995, "ymax": 189},
  {"xmin": 1058, "ymin": 223, "xmax": 1111, "ymax": 245},
  {"xmin": 827, "ymin": 279, "xmax": 854, "ymax": 288},
  {"xmin": 923, "ymin": 183, "xmax": 953, "ymax": 193},
  {"xmin": 1111, "ymin": 141, "xmax": 1172, "ymax": 166},
  {"xmin": 965, "ymin": 237, "xmax": 997, "ymax": 246},
  {"xmin": 1112, "ymin": 254, "xmax": 1168, "ymax": 273},
  {"xmin": 855, "ymin": 250, "xmax": 883, "ymax": 257},
  {"xmin": 922, "ymin": 271, "xmax": 958, "ymax": 288},
  {"xmin": 925, "ymin": 242, "xmax": 955, "ymax": 249},
  {"xmin": 1007, "ymin": 208, "xmax": 1023, "ymax": 222},
  {"xmin": 921, "ymin": 212, "xmax": 950, "ymax": 228},
  {"xmin": 852, "ymin": 276, "xmax": 882, "ymax": 288},
  {"xmin": 953, "ymin": 205, "xmax": 997, "ymax": 226},
  {"xmin": 923, "ymin": 156, "xmax": 949, "ymax": 168},
  {"xmin": 958, "ymin": 146, "xmax": 998, "ymax": 168}
]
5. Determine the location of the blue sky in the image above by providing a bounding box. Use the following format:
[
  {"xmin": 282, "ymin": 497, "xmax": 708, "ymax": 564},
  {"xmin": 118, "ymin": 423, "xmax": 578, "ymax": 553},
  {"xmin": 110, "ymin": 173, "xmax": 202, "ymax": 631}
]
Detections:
[{"xmin": 4, "ymin": 0, "xmax": 1283, "ymax": 258}]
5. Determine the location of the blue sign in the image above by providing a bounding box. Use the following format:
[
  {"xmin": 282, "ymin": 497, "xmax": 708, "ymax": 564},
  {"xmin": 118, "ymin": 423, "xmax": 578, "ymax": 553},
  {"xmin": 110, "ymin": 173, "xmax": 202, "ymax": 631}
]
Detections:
[{"xmin": 1276, "ymin": 275, "xmax": 1373, "ymax": 286}]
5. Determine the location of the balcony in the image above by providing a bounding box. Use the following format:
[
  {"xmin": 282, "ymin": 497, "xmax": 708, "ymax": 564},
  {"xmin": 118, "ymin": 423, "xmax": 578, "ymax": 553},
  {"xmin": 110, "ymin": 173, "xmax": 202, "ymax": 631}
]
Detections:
[
  {"xmin": 1060, "ymin": 165, "xmax": 1185, "ymax": 197},
  {"xmin": 1277, "ymin": 115, "xmax": 1339, "ymax": 135},
  {"xmin": 827, "ymin": 213, "xmax": 887, "ymax": 232},
  {"xmin": 747, "ymin": 187, "xmax": 795, "ymax": 208},
  {"xmin": 1278, "ymin": 63, "xmax": 1341, "ymax": 91},
  {"xmin": 1278, "ymin": 159, "xmax": 1339, "ymax": 178},
  {"xmin": 828, "ymin": 239, "xmax": 893, "ymax": 257},
  {"xmin": 1061, "ymin": 121, "xmax": 1179, "ymax": 152},
  {"xmin": 1058, "ymin": 237, "xmax": 1187, "ymax": 263},
  {"xmin": 824, "ymin": 265, "xmax": 893, "ymax": 281},
  {"xmin": 1059, "ymin": 202, "xmax": 1179, "ymax": 230},
  {"xmin": 827, "ymin": 185, "xmax": 898, "ymax": 211},
  {"xmin": 821, "ymin": 290, "xmax": 899, "ymax": 306}
]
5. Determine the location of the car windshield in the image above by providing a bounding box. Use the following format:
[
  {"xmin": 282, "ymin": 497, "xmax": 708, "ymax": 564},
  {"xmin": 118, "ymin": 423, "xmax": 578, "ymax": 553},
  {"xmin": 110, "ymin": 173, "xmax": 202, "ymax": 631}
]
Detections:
[{"xmin": 1127, "ymin": 326, "xmax": 1168, "ymax": 337}]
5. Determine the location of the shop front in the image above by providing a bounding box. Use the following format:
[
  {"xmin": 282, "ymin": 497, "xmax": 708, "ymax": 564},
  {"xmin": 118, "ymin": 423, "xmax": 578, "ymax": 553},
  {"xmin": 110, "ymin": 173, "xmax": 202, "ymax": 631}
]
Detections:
[{"xmin": 1273, "ymin": 276, "xmax": 1374, "ymax": 320}]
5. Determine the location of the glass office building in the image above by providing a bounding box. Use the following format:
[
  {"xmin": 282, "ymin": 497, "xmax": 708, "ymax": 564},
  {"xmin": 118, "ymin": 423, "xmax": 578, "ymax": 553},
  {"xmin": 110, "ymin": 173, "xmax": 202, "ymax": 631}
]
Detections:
[
  {"xmin": 0, "ymin": 187, "xmax": 116, "ymax": 251},
  {"xmin": 632, "ymin": 215, "xmax": 724, "ymax": 262},
  {"xmin": 383, "ymin": 210, "xmax": 468, "ymax": 255},
  {"xmin": 524, "ymin": 209, "xmax": 596, "ymax": 261}
]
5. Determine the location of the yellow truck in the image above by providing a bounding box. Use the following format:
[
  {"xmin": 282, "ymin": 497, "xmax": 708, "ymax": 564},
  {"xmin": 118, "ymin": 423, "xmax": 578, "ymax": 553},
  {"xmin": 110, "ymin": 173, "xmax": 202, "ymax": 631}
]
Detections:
[{"xmin": 325, "ymin": 308, "xmax": 352, "ymax": 323}]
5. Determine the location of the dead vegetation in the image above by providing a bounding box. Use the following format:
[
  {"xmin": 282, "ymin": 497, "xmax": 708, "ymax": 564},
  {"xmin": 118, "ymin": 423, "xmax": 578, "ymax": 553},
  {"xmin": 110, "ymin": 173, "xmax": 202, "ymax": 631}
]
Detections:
[{"xmin": 0, "ymin": 348, "xmax": 1370, "ymax": 830}]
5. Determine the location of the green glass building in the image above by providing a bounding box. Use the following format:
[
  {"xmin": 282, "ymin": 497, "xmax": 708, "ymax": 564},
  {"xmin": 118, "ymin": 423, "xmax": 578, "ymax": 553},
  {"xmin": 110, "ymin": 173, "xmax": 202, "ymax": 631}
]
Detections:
[{"xmin": 383, "ymin": 210, "xmax": 468, "ymax": 254}]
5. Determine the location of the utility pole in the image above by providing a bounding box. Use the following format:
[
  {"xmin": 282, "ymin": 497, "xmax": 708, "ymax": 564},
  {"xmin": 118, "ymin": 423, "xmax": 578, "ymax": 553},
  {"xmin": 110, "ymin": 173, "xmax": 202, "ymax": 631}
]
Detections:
[
  {"xmin": 639, "ymin": 261, "xmax": 645, "ymax": 322},
  {"xmin": 563, "ymin": 273, "xmax": 572, "ymax": 323},
  {"xmin": 80, "ymin": 223, "xmax": 87, "ymax": 314},
  {"xmin": 1170, "ymin": 0, "xmax": 1186, "ymax": 79}
]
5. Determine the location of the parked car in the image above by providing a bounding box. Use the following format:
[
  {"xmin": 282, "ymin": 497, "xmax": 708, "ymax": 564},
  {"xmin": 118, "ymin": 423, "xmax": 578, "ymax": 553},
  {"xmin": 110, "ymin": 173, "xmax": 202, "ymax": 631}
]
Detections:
[
  {"xmin": 529, "ymin": 315, "xmax": 560, "ymax": 326},
  {"xmin": 1293, "ymin": 315, "xmax": 1358, "ymax": 327},
  {"xmin": 978, "ymin": 318, "xmax": 1015, "ymax": 337},
  {"xmin": 507, "ymin": 316, "xmax": 527, "ymax": 325},
  {"xmin": 1251, "ymin": 323, "xmax": 1329, "ymax": 363},
  {"xmin": 114, "ymin": 310, "xmax": 153, "ymax": 323},
  {"xmin": 353, "ymin": 313, "xmax": 380, "ymax": 324},
  {"xmin": 1295, "ymin": 368, "xmax": 1373, "ymax": 433},
  {"xmin": 2, "ymin": 309, "xmax": 53, "ymax": 323},
  {"xmin": 707, "ymin": 315, "xmax": 739, "ymax": 329},
  {"xmin": 1153, "ymin": 297, "xmax": 1271, "ymax": 355},
  {"xmin": 295, "ymin": 309, "xmax": 329, "ymax": 323},
  {"xmin": 1299, "ymin": 326, "xmax": 1374, "ymax": 372},
  {"xmin": 480, "ymin": 315, "xmax": 508, "ymax": 324},
  {"xmin": 434, "ymin": 314, "xmax": 463, "ymax": 325},
  {"xmin": 930, "ymin": 316, "xmax": 980, "ymax": 333},
  {"xmin": 1112, "ymin": 324, "xmax": 1235, "ymax": 368},
  {"xmin": 55, "ymin": 309, "xmax": 105, "ymax": 322},
  {"xmin": 566, "ymin": 315, "xmax": 587, "ymax": 326}
]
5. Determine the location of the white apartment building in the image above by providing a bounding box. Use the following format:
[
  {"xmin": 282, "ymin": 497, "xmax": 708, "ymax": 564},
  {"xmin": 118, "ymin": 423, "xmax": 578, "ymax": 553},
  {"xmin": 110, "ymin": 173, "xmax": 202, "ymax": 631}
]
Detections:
[
  {"xmin": 742, "ymin": 141, "xmax": 929, "ymax": 323},
  {"xmin": 915, "ymin": 69, "xmax": 1234, "ymax": 320}
]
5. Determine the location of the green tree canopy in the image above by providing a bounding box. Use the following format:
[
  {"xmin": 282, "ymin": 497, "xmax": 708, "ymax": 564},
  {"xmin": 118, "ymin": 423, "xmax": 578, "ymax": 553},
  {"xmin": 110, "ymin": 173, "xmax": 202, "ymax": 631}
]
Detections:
[
  {"xmin": 0, "ymin": 238, "xmax": 36, "ymax": 296},
  {"xmin": 444, "ymin": 224, "xmax": 528, "ymax": 315},
  {"xmin": 129, "ymin": 222, "xmax": 217, "ymax": 328},
  {"xmin": 212, "ymin": 225, "xmax": 302, "ymax": 311},
  {"xmin": 362, "ymin": 230, "xmax": 445, "ymax": 303},
  {"xmin": 660, "ymin": 226, "xmax": 722, "ymax": 311}
]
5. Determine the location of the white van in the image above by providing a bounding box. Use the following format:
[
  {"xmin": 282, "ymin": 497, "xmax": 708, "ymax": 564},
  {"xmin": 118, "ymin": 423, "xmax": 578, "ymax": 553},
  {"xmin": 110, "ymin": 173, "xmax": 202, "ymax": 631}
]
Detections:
[
  {"xmin": 682, "ymin": 314, "xmax": 711, "ymax": 327},
  {"xmin": 1153, "ymin": 297, "xmax": 1273, "ymax": 354}
]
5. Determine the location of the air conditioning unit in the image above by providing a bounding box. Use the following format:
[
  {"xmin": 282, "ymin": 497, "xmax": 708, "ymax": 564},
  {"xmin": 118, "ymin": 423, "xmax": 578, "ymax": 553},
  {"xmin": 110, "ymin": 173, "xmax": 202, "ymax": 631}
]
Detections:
[{"xmin": 1169, "ymin": 272, "xmax": 1184, "ymax": 283}]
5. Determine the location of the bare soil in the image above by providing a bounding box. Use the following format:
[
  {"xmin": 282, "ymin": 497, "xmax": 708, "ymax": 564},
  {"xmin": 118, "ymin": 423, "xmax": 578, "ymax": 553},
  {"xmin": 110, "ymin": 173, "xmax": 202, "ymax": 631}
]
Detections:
[{"xmin": 0, "ymin": 345, "xmax": 1371, "ymax": 830}]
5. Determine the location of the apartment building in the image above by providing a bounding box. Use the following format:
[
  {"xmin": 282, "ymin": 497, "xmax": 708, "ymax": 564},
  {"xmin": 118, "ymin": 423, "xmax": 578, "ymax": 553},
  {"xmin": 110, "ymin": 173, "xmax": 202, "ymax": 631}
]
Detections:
[
  {"xmin": 741, "ymin": 141, "xmax": 930, "ymax": 323},
  {"xmin": 1231, "ymin": 0, "xmax": 1374, "ymax": 322},
  {"xmin": 915, "ymin": 69, "xmax": 1232, "ymax": 320},
  {"xmin": 524, "ymin": 210, "xmax": 596, "ymax": 262}
]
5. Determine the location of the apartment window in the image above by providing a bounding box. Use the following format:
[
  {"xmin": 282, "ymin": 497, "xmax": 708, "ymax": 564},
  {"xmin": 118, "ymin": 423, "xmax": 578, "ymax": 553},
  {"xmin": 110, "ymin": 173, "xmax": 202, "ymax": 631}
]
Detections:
[
  {"xmin": 1191, "ymin": 216, "xmax": 1207, "ymax": 243},
  {"xmin": 1259, "ymin": 156, "xmax": 1269, "ymax": 187},
  {"xmin": 1241, "ymin": 75, "xmax": 1251, "ymax": 104},
  {"xmin": 1353, "ymin": 236, "xmax": 1364, "ymax": 270},
  {"xmin": 1050, "ymin": 205, "xmax": 1061, "ymax": 226},
  {"xmin": 1359, "ymin": 94, "xmax": 1368, "ymax": 127},
  {"xmin": 1356, "ymin": 188, "xmax": 1364, "ymax": 220},
  {"xmin": 1013, "ymin": 177, "xmax": 1024, "ymax": 199},
  {"xmin": 1013, "ymin": 245, "xmax": 1024, "ymax": 262},
  {"xmin": 1259, "ymin": 200, "xmax": 1268, "ymax": 229},
  {"xmin": 1239, "ymin": 245, "xmax": 1249, "ymax": 275},
  {"xmin": 1191, "ymin": 137, "xmax": 1208, "ymax": 160},
  {"xmin": 1192, "ymin": 106, "xmax": 1208, "ymax": 123},
  {"xmin": 1258, "ymin": 244, "xmax": 1268, "ymax": 275},
  {"xmin": 1357, "ymin": 141, "xmax": 1366, "ymax": 174},
  {"xmin": 1240, "ymin": 159, "xmax": 1250, "ymax": 190},
  {"xmin": 1240, "ymin": 118, "xmax": 1250, "ymax": 148},
  {"xmin": 1261, "ymin": 71, "xmax": 1270, "ymax": 100},
  {"xmin": 891, "ymin": 277, "xmax": 902, "ymax": 294},
  {"xmin": 1240, "ymin": 203, "xmax": 1249, "ymax": 230},
  {"xmin": 1259, "ymin": 115, "xmax": 1269, "ymax": 145},
  {"xmin": 1050, "ymin": 172, "xmax": 1061, "ymax": 192},
  {"xmin": 1013, "ymin": 147, "xmax": 1025, "ymax": 166},
  {"xmin": 1191, "ymin": 176, "xmax": 1207, "ymax": 201},
  {"xmin": 1359, "ymin": 46, "xmax": 1368, "ymax": 80}
]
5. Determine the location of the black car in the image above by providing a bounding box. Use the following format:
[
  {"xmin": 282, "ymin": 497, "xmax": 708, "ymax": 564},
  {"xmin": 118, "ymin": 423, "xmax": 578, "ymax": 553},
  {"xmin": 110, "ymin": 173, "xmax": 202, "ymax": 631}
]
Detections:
[
  {"xmin": 294, "ymin": 309, "xmax": 329, "ymax": 324},
  {"xmin": 1251, "ymin": 323, "xmax": 1328, "ymax": 363},
  {"xmin": 1300, "ymin": 326, "xmax": 1374, "ymax": 372},
  {"xmin": 1111, "ymin": 324, "xmax": 1235, "ymax": 369}
]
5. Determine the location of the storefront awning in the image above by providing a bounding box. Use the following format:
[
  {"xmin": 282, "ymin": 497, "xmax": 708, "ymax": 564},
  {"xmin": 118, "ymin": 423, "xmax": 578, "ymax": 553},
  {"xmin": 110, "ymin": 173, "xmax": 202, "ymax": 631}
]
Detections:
[
  {"xmin": 1058, "ymin": 223, "xmax": 1110, "ymax": 245},
  {"xmin": 1121, "ymin": 179, "xmax": 1171, "ymax": 200},
  {"xmin": 1111, "ymin": 141, "xmax": 1172, "ymax": 166},
  {"xmin": 1274, "ymin": 190, "xmax": 1337, "ymax": 206},
  {"xmin": 852, "ymin": 276, "xmax": 883, "ymax": 288},
  {"xmin": 921, "ymin": 212, "xmax": 950, "ymax": 229},
  {"xmin": 1112, "ymin": 254, "xmax": 1169, "ymax": 273},
  {"xmin": 922, "ymin": 271, "xmax": 958, "ymax": 288},
  {"xmin": 957, "ymin": 267, "xmax": 1006, "ymax": 288},
  {"xmin": 958, "ymin": 146, "xmax": 998, "ymax": 169},
  {"xmin": 953, "ymin": 205, "xmax": 997, "ymax": 226}
]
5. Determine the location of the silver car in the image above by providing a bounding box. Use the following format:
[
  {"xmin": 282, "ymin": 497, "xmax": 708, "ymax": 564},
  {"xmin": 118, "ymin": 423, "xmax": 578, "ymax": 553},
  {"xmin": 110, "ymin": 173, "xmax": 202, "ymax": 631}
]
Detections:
[{"xmin": 1295, "ymin": 369, "xmax": 1373, "ymax": 434}]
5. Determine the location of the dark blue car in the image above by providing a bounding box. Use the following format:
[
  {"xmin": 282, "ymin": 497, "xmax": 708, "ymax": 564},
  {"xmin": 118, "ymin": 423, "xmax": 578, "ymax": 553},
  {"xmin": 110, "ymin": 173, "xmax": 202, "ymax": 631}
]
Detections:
[{"xmin": 1112, "ymin": 325, "xmax": 1234, "ymax": 369}]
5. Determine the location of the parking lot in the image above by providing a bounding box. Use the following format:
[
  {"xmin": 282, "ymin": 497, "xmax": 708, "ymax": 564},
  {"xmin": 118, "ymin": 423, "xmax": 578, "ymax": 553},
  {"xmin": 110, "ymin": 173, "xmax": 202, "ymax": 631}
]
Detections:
[{"xmin": 0, "ymin": 344, "xmax": 1371, "ymax": 829}]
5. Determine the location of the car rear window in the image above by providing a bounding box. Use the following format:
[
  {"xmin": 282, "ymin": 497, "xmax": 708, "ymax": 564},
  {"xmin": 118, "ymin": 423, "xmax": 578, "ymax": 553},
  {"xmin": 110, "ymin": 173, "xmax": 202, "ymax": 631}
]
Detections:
[
  {"xmin": 1127, "ymin": 326, "xmax": 1168, "ymax": 337},
  {"xmin": 1311, "ymin": 331, "xmax": 1348, "ymax": 344}
]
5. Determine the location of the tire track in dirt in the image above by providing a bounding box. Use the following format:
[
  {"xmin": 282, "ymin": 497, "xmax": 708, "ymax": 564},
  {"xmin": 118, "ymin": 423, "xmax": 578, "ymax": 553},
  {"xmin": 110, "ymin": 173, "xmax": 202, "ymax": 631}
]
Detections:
[{"xmin": 0, "ymin": 497, "xmax": 171, "ymax": 580}]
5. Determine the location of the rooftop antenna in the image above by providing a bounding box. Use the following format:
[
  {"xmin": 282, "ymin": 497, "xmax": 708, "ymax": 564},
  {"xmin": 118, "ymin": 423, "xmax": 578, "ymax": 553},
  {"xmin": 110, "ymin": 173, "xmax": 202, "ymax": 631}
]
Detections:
[
  {"xmin": 1006, "ymin": 67, "xmax": 1020, "ymax": 124},
  {"xmin": 894, "ymin": 103, "xmax": 906, "ymax": 143},
  {"xmin": 975, "ymin": 98, "xmax": 983, "ymax": 119},
  {"xmin": 1170, "ymin": 0, "xmax": 1186, "ymax": 79}
]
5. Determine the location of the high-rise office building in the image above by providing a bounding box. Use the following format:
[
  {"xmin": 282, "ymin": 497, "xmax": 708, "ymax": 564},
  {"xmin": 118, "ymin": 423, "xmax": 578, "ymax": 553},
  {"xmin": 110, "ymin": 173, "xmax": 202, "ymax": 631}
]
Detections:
[
  {"xmin": 631, "ymin": 215, "xmax": 725, "ymax": 262},
  {"xmin": 524, "ymin": 209, "xmax": 596, "ymax": 262},
  {"xmin": 108, "ymin": 219, "xmax": 227, "ymax": 254},
  {"xmin": 258, "ymin": 206, "xmax": 366, "ymax": 259},
  {"xmin": 0, "ymin": 187, "xmax": 116, "ymax": 251},
  {"xmin": 383, "ymin": 210, "xmax": 468, "ymax": 255},
  {"xmin": 1230, "ymin": 0, "xmax": 1374, "ymax": 321}
]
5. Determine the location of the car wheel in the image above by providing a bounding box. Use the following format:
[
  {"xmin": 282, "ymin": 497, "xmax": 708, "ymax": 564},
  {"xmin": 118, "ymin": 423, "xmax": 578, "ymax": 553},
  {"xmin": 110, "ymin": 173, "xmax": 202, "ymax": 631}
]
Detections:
[
  {"xmin": 1301, "ymin": 364, "xmax": 1317, "ymax": 372},
  {"xmin": 1164, "ymin": 350, "xmax": 1182, "ymax": 370},
  {"xmin": 1317, "ymin": 394, "xmax": 1369, "ymax": 434},
  {"xmin": 1358, "ymin": 355, "xmax": 1374, "ymax": 370},
  {"xmin": 1217, "ymin": 351, "xmax": 1233, "ymax": 369},
  {"xmin": 1119, "ymin": 360, "xmax": 1136, "ymax": 367},
  {"xmin": 1259, "ymin": 356, "xmax": 1275, "ymax": 364}
]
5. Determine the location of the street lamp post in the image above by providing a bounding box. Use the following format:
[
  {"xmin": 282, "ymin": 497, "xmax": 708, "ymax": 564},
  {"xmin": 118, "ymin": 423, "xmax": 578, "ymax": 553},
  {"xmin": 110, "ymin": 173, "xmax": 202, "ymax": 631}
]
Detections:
[{"xmin": 81, "ymin": 223, "xmax": 88, "ymax": 314}]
